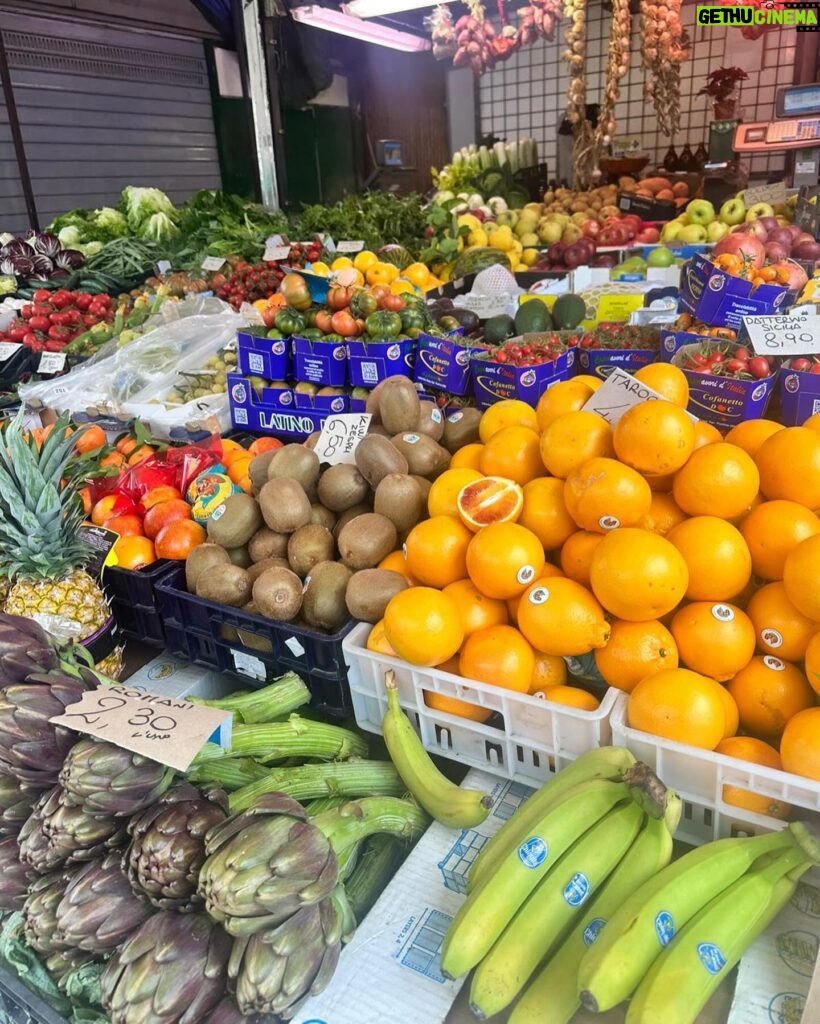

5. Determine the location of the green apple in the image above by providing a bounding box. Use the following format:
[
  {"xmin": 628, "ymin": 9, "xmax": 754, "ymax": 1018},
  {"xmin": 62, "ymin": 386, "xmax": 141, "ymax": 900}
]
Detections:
[
  {"xmin": 745, "ymin": 202, "xmax": 775, "ymax": 221},
  {"xmin": 660, "ymin": 220, "xmax": 684, "ymax": 242},
  {"xmin": 707, "ymin": 221, "xmax": 730, "ymax": 242},
  {"xmin": 538, "ymin": 221, "xmax": 563, "ymax": 244},
  {"xmin": 686, "ymin": 200, "xmax": 716, "ymax": 226},
  {"xmin": 678, "ymin": 224, "xmax": 708, "ymax": 243},
  {"xmin": 719, "ymin": 197, "xmax": 746, "ymax": 225},
  {"xmin": 561, "ymin": 224, "xmax": 583, "ymax": 244},
  {"xmin": 520, "ymin": 232, "xmax": 540, "ymax": 248},
  {"xmin": 496, "ymin": 212, "xmax": 512, "ymax": 227},
  {"xmin": 647, "ymin": 246, "xmax": 675, "ymax": 268},
  {"xmin": 571, "ymin": 212, "xmax": 589, "ymax": 227}
]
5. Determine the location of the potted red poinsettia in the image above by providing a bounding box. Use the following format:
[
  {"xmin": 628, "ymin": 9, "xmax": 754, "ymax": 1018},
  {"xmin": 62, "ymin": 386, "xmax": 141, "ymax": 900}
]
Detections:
[{"xmin": 699, "ymin": 66, "xmax": 748, "ymax": 120}]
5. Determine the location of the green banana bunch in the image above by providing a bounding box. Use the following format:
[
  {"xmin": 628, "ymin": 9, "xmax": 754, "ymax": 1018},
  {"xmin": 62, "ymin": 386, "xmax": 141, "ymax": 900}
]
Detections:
[
  {"xmin": 467, "ymin": 745, "xmax": 637, "ymax": 894},
  {"xmin": 381, "ymin": 671, "xmax": 492, "ymax": 829},
  {"xmin": 469, "ymin": 796, "xmax": 646, "ymax": 1019},
  {"xmin": 439, "ymin": 776, "xmax": 632, "ymax": 980},
  {"xmin": 577, "ymin": 824, "xmax": 807, "ymax": 1013},
  {"xmin": 625, "ymin": 843, "xmax": 812, "ymax": 1024},
  {"xmin": 509, "ymin": 809, "xmax": 679, "ymax": 1024}
]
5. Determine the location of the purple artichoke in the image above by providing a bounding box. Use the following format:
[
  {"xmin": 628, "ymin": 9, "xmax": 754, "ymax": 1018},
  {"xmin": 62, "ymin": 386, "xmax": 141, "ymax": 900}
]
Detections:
[
  {"xmin": 0, "ymin": 835, "xmax": 28, "ymax": 911},
  {"xmin": 0, "ymin": 767, "xmax": 38, "ymax": 836},
  {"xmin": 59, "ymin": 738, "xmax": 175, "ymax": 816},
  {"xmin": 18, "ymin": 785, "xmax": 125, "ymax": 875},
  {"xmin": 23, "ymin": 869, "xmax": 76, "ymax": 955}
]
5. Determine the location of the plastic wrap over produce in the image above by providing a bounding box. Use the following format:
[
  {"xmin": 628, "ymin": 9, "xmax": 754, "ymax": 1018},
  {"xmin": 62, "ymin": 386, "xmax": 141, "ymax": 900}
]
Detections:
[{"xmin": 18, "ymin": 302, "xmax": 244, "ymax": 433}]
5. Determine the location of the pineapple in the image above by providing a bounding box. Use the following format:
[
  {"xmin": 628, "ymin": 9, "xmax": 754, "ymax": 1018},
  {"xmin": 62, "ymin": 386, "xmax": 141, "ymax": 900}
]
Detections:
[{"xmin": 0, "ymin": 412, "xmax": 120, "ymax": 676}]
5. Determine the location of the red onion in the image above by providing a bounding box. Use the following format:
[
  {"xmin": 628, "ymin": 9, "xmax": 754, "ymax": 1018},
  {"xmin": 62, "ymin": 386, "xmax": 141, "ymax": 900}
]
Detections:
[{"xmin": 792, "ymin": 239, "xmax": 820, "ymax": 262}]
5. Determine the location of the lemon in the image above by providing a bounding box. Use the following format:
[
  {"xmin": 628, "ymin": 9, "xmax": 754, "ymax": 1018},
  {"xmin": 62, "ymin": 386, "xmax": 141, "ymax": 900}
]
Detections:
[
  {"xmin": 522, "ymin": 248, "xmax": 539, "ymax": 267},
  {"xmin": 488, "ymin": 225, "xmax": 514, "ymax": 252},
  {"xmin": 353, "ymin": 250, "xmax": 378, "ymax": 272},
  {"xmin": 403, "ymin": 262, "xmax": 431, "ymax": 289},
  {"xmin": 331, "ymin": 256, "xmax": 354, "ymax": 272},
  {"xmin": 467, "ymin": 228, "xmax": 489, "ymax": 248},
  {"xmin": 391, "ymin": 279, "xmax": 419, "ymax": 296},
  {"xmin": 311, "ymin": 261, "xmax": 330, "ymax": 276},
  {"xmin": 457, "ymin": 213, "xmax": 482, "ymax": 232}
]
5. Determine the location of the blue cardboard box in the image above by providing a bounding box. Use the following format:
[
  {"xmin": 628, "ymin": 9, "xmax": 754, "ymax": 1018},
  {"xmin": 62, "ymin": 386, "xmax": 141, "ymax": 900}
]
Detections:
[
  {"xmin": 576, "ymin": 348, "xmax": 655, "ymax": 379},
  {"xmin": 679, "ymin": 253, "xmax": 794, "ymax": 330},
  {"xmin": 237, "ymin": 331, "xmax": 291, "ymax": 381},
  {"xmin": 414, "ymin": 332, "xmax": 482, "ymax": 396},
  {"xmin": 292, "ymin": 336, "xmax": 348, "ymax": 387},
  {"xmin": 227, "ymin": 373, "xmax": 348, "ymax": 438},
  {"xmin": 779, "ymin": 363, "xmax": 820, "ymax": 426},
  {"xmin": 471, "ymin": 347, "xmax": 575, "ymax": 409},
  {"xmin": 671, "ymin": 343, "xmax": 778, "ymax": 429},
  {"xmin": 346, "ymin": 338, "xmax": 415, "ymax": 388}
]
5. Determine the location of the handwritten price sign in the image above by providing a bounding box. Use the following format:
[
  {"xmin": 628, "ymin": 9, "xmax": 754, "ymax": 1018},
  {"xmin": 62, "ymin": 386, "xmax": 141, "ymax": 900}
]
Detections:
[
  {"xmin": 742, "ymin": 315, "xmax": 820, "ymax": 357},
  {"xmin": 50, "ymin": 685, "xmax": 232, "ymax": 771},
  {"xmin": 313, "ymin": 413, "xmax": 372, "ymax": 465}
]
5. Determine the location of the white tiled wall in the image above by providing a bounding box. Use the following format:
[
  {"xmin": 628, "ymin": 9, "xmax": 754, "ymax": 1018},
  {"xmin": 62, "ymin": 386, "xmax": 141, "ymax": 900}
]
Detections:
[{"xmin": 478, "ymin": 10, "xmax": 796, "ymax": 182}]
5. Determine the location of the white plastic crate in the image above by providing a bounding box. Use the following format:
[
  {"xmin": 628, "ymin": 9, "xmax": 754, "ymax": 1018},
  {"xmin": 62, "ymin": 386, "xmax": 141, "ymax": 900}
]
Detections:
[
  {"xmin": 343, "ymin": 622, "xmax": 616, "ymax": 787},
  {"xmin": 610, "ymin": 692, "xmax": 820, "ymax": 845}
]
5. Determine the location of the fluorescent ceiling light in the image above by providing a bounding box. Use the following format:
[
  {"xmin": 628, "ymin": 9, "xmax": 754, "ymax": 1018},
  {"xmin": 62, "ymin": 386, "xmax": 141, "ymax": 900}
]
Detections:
[
  {"xmin": 346, "ymin": 0, "xmax": 438, "ymax": 17},
  {"xmin": 291, "ymin": 5, "xmax": 432, "ymax": 51}
]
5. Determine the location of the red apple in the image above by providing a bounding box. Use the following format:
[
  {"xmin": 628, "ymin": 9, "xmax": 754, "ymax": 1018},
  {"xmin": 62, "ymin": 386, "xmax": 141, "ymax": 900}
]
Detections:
[
  {"xmin": 764, "ymin": 242, "xmax": 790, "ymax": 264},
  {"xmin": 792, "ymin": 239, "xmax": 820, "ymax": 262},
  {"xmin": 741, "ymin": 220, "xmax": 769, "ymax": 242},
  {"xmin": 786, "ymin": 224, "xmax": 804, "ymax": 240},
  {"xmin": 757, "ymin": 216, "xmax": 778, "ymax": 235},
  {"xmin": 562, "ymin": 243, "xmax": 585, "ymax": 269},
  {"xmin": 793, "ymin": 232, "xmax": 818, "ymax": 249},
  {"xmin": 767, "ymin": 227, "xmax": 794, "ymax": 251},
  {"xmin": 581, "ymin": 219, "xmax": 601, "ymax": 238},
  {"xmin": 547, "ymin": 242, "xmax": 566, "ymax": 263},
  {"xmin": 636, "ymin": 228, "xmax": 660, "ymax": 244},
  {"xmin": 622, "ymin": 214, "xmax": 643, "ymax": 233},
  {"xmin": 712, "ymin": 231, "xmax": 766, "ymax": 269}
]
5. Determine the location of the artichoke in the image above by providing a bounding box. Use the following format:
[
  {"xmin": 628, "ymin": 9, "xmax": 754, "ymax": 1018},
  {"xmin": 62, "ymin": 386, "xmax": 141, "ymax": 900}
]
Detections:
[
  {"xmin": 0, "ymin": 767, "xmax": 37, "ymax": 836},
  {"xmin": 0, "ymin": 836, "xmax": 29, "ymax": 911},
  {"xmin": 59, "ymin": 738, "xmax": 175, "ymax": 816},
  {"xmin": 23, "ymin": 869, "xmax": 75, "ymax": 955},
  {"xmin": 18, "ymin": 785, "xmax": 125, "ymax": 875},
  {"xmin": 198, "ymin": 793, "xmax": 428, "ymax": 937},
  {"xmin": 0, "ymin": 611, "xmax": 60, "ymax": 683},
  {"xmin": 199, "ymin": 998, "xmax": 247, "ymax": 1024},
  {"xmin": 229, "ymin": 886, "xmax": 355, "ymax": 1018},
  {"xmin": 0, "ymin": 672, "xmax": 90, "ymax": 787},
  {"xmin": 126, "ymin": 783, "xmax": 228, "ymax": 911},
  {"xmin": 55, "ymin": 852, "xmax": 153, "ymax": 953},
  {"xmin": 100, "ymin": 911, "xmax": 232, "ymax": 1024},
  {"xmin": 44, "ymin": 947, "xmax": 98, "ymax": 985}
]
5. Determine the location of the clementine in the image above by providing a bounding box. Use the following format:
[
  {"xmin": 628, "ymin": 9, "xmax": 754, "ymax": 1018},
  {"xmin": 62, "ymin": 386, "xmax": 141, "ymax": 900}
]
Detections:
[
  {"xmin": 738, "ymin": 499, "xmax": 820, "ymax": 580},
  {"xmin": 727, "ymin": 655, "xmax": 816, "ymax": 740},
  {"xmin": 666, "ymin": 516, "xmax": 752, "ymax": 602},
  {"xmin": 383, "ymin": 587, "xmax": 464, "ymax": 667},
  {"xmin": 74, "ymin": 424, "xmax": 106, "ymax": 454},
  {"xmin": 672, "ymin": 443, "xmax": 760, "ymax": 519},
  {"xmin": 627, "ymin": 668, "xmax": 727, "ymax": 750},
  {"xmin": 563, "ymin": 457, "xmax": 652, "ymax": 533},
  {"xmin": 594, "ymin": 618, "xmax": 679, "ymax": 693},
  {"xmin": 404, "ymin": 516, "xmax": 473, "ymax": 589},
  {"xmin": 589, "ymin": 528, "xmax": 689, "ymax": 621},
  {"xmin": 466, "ymin": 522, "xmax": 546, "ymax": 599},
  {"xmin": 671, "ymin": 601, "xmax": 756, "ymax": 682}
]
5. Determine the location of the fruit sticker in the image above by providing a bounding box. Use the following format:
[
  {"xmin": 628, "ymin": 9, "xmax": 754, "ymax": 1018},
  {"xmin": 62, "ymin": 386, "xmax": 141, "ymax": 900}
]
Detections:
[
  {"xmin": 518, "ymin": 837, "xmax": 548, "ymax": 869},
  {"xmin": 599, "ymin": 515, "xmax": 620, "ymax": 530},
  {"xmin": 761, "ymin": 628, "xmax": 784, "ymax": 649},
  {"xmin": 696, "ymin": 942, "xmax": 727, "ymax": 975},
  {"xmin": 516, "ymin": 565, "xmax": 536, "ymax": 585},
  {"xmin": 654, "ymin": 910, "xmax": 676, "ymax": 947},
  {"xmin": 528, "ymin": 586, "xmax": 550, "ymax": 605},
  {"xmin": 563, "ymin": 872, "xmax": 590, "ymax": 907},
  {"xmin": 711, "ymin": 604, "xmax": 735, "ymax": 622},
  {"xmin": 763, "ymin": 655, "xmax": 786, "ymax": 672},
  {"xmin": 583, "ymin": 918, "xmax": 606, "ymax": 946}
]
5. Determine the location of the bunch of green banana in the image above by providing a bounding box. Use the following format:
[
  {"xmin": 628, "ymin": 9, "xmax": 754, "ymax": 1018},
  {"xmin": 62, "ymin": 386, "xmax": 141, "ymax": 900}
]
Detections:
[
  {"xmin": 577, "ymin": 819, "xmax": 820, "ymax": 1024},
  {"xmin": 438, "ymin": 746, "xmax": 682, "ymax": 1020}
]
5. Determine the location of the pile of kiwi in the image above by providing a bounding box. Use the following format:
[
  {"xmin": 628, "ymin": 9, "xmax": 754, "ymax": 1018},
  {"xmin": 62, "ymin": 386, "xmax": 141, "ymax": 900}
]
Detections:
[{"xmin": 184, "ymin": 375, "xmax": 483, "ymax": 636}]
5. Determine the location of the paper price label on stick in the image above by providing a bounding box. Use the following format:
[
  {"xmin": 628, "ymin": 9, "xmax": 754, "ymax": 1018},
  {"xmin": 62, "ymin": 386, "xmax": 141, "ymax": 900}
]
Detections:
[
  {"xmin": 37, "ymin": 351, "xmax": 66, "ymax": 374},
  {"xmin": 0, "ymin": 342, "xmax": 22, "ymax": 362},
  {"xmin": 742, "ymin": 314, "xmax": 820, "ymax": 356},
  {"xmin": 314, "ymin": 413, "xmax": 372, "ymax": 465},
  {"xmin": 263, "ymin": 246, "xmax": 291, "ymax": 262},
  {"xmin": 155, "ymin": 260, "xmax": 172, "ymax": 276},
  {"xmin": 50, "ymin": 685, "xmax": 232, "ymax": 771},
  {"xmin": 336, "ymin": 240, "xmax": 365, "ymax": 253},
  {"xmin": 201, "ymin": 256, "xmax": 226, "ymax": 272},
  {"xmin": 584, "ymin": 368, "xmax": 698, "ymax": 426},
  {"xmin": 744, "ymin": 181, "xmax": 787, "ymax": 208}
]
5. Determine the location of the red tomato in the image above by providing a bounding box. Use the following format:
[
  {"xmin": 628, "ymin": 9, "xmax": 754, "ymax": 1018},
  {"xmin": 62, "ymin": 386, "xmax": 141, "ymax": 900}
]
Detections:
[{"xmin": 748, "ymin": 357, "xmax": 772, "ymax": 379}]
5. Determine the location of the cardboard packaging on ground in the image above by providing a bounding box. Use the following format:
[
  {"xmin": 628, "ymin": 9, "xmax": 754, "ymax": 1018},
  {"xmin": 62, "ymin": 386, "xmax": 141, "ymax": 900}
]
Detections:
[{"xmin": 294, "ymin": 767, "xmax": 820, "ymax": 1024}]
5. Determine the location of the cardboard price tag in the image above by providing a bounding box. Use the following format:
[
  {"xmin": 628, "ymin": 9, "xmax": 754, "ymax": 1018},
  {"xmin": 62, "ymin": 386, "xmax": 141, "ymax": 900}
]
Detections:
[
  {"xmin": 263, "ymin": 246, "xmax": 291, "ymax": 262},
  {"xmin": 155, "ymin": 260, "xmax": 172, "ymax": 276},
  {"xmin": 0, "ymin": 342, "xmax": 22, "ymax": 362},
  {"xmin": 318, "ymin": 234, "xmax": 336, "ymax": 254},
  {"xmin": 37, "ymin": 351, "xmax": 66, "ymax": 374},
  {"xmin": 742, "ymin": 314, "xmax": 820, "ymax": 356},
  {"xmin": 584, "ymin": 368, "xmax": 698, "ymax": 426},
  {"xmin": 744, "ymin": 181, "xmax": 787, "ymax": 208},
  {"xmin": 50, "ymin": 684, "xmax": 232, "ymax": 771},
  {"xmin": 266, "ymin": 234, "xmax": 286, "ymax": 248},
  {"xmin": 201, "ymin": 256, "xmax": 226, "ymax": 272},
  {"xmin": 314, "ymin": 413, "xmax": 372, "ymax": 465},
  {"xmin": 336, "ymin": 240, "xmax": 365, "ymax": 253}
]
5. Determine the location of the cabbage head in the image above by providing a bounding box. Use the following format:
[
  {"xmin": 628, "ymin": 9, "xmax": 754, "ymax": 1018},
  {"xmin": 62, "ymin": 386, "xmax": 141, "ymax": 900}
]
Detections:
[
  {"xmin": 121, "ymin": 186, "xmax": 177, "ymax": 232},
  {"xmin": 91, "ymin": 207, "xmax": 128, "ymax": 241}
]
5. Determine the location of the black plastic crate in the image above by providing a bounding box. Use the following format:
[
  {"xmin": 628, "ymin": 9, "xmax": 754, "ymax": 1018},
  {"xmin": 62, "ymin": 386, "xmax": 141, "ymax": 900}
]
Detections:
[
  {"xmin": 109, "ymin": 596, "xmax": 165, "ymax": 647},
  {"xmin": 156, "ymin": 566, "xmax": 353, "ymax": 717},
  {"xmin": 0, "ymin": 964, "xmax": 70, "ymax": 1024},
  {"xmin": 0, "ymin": 345, "xmax": 32, "ymax": 390},
  {"xmin": 102, "ymin": 559, "xmax": 176, "ymax": 644}
]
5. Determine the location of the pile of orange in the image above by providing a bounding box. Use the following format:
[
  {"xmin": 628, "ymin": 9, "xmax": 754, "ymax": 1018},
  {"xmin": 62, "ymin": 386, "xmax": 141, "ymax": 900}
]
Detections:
[
  {"xmin": 220, "ymin": 436, "xmax": 281, "ymax": 491},
  {"xmin": 373, "ymin": 383, "xmax": 820, "ymax": 794}
]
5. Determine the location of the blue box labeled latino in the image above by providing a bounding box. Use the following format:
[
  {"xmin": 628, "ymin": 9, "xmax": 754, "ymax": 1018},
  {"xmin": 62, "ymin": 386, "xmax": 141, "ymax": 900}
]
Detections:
[
  {"xmin": 227, "ymin": 373, "xmax": 348, "ymax": 438},
  {"xmin": 471, "ymin": 348, "xmax": 575, "ymax": 409},
  {"xmin": 414, "ymin": 331, "xmax": 482, "ymax": 396},
  {"xmin": 237, "ymin": 331, "xmax": 291, "ymax": 381},
  {"xmin": 779, "ymin": 362, "xmax": 820, "ymax": 426},
  {"xmin": 671, "ymin": 343, "xmax": 777, "ymax": 429},
  {"xmin": 292, "ymin": 336, "xmax": 348, "ymax": 387},
  {"xmin": 679, "ymin": 253, "xmax": 794, "ymax": 330},
  {"xmin": 346, "ymin": 338, "xmax": 415, "ymax": 388}
]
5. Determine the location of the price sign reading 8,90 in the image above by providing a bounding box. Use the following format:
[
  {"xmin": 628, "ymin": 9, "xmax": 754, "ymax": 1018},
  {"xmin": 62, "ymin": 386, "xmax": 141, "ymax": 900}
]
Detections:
[{"xmin": 743, "ymin": 315, "xmax": 820, "ymax": 358}]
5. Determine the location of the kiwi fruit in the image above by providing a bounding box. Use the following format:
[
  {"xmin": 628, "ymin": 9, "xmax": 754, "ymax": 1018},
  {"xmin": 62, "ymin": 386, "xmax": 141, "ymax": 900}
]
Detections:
[
  {"xmin": 416, "ymin": 402, "xmax": 445, "ymax": 442},
  {"xmin": 373, "ymin": 474, "xmax": 424, "ymax": 532},
  {"xmin": 442, "ymin": 407, "xmax": 482, "ymax": 454},
  {"xmin": 247, "ymin": 556, "xmax": 291, "ymax": 584},
  {"xmin": 364, "ymin": 375, "xmax": 401, "ymax": 418},
  {"xmin": 337, "ymin": 512, "xmax": 397, "ymax": 570},
  {"xmin": 345, "ymin": 569, "xmax": 408, "ymax": 623},
  {"xmin": 196, "ymin": 565, "xmax": 252, "ymax": 607},
  {"xmin": 248, "ymin": 527, "xmax": 289, "ymax": 563},
  {"xmin": 317, "ymin": 463, "xmax": 370, "ymax": 512},
  {"xmin": 226, "ymin": 545, "xmax": 251, "ymax": 568},
  {"xmin": 378, "ymin": 377, "xmax": 421, "ymax": 435},
  {"xmin": 252, "ymin": 566, "xmax": 303, "ymax": 621},
  {"xmin": 287, "ymin": 524, "xmax": 335, "ymax": 577},
  {"xmin": 302, "ymin": 560, "xmax": 352, "ymax": 632},
  {"xmin": 185, "ymin": 543, "xmax": 231, "ymax": 593},
  {"xmin": 332, "ymin": 503, "xmax": 371, "ymax": 542},
  {"xmin": 391, "ymin": 433, "xmax": 450, "ymax": 479},
  {"xmin": 258, "ymin": 479, "xmax": 312, "ymax": 533},
  {"xmin": 309, "ymin": 504, "xmax": 337, "ymax": 531},
  {"xmin": 368, "ymin": 424, "xmax": 392, "ymax": 438},
  {"xmin": 410, "ymin": 474, "xmax": 433, "ymax": 503},
  {"xmin": 355, "ymin": 434, "xmax": 409, "ymax": 488},
  {"xmin": 249, "ymin": 450, "xmax": 278, "ymax": 493},
  {"xmin": 267, "ymin": 444, "xmax": 321, "ymax": 495},
  {"xmin": 207, "ymin": 493, "xmax": 263, "ymax": 549}
]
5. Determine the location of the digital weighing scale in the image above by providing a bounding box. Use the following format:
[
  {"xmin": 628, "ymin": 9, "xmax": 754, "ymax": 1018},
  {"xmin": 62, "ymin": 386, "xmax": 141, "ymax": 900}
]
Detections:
[{"xmin": 733, "ymin": 83, "xmax": 820, "ymax": 185}]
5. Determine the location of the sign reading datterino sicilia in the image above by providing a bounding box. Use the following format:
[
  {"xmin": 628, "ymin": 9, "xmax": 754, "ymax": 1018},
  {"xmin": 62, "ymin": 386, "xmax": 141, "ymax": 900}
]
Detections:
[{"xmin": 696, "ymin": 3, "xmax": 819, "ymax": 30}]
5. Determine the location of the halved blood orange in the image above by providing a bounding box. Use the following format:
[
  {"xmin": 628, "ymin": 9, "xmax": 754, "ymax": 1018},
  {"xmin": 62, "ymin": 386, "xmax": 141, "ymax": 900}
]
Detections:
[{"xmin": 456, "ymin": 476, "xmax": 524, "ymax": 531}]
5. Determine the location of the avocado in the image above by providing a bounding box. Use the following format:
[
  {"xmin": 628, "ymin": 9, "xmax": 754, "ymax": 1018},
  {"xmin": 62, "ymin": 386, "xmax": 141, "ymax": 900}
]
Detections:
[
  {"xmin": 514, "ymin": 300, "xmax": 553, "ymax": 336},
  {"xmin": 484, "ymin": 314, "xmax": 515, "ymax": 346},
  {"xmin": 553, "ymin": 293, "xmax": 587, "ymax": 330}
]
